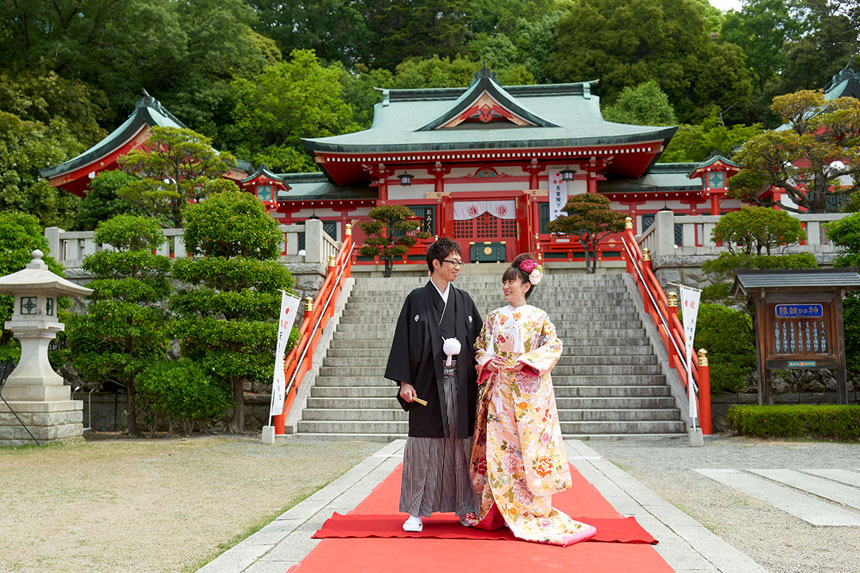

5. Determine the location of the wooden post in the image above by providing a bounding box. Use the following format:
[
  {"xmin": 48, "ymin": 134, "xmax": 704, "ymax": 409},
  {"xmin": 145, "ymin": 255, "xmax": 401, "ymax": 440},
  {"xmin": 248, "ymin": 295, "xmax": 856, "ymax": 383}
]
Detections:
[{"xmin": 698, "ymin": 349, "xmax": 712, "ymax": 435}]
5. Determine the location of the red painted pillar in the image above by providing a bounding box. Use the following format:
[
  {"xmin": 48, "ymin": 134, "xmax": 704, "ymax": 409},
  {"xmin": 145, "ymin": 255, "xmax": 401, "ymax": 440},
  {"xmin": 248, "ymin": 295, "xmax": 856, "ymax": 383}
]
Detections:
[
  {"xmin": 710, "ymin": 194, "xmax": 720, "ymax": 216},
  {"xmin": 698, "ymin": 349, "xmax": 712, "ymax": 435}
]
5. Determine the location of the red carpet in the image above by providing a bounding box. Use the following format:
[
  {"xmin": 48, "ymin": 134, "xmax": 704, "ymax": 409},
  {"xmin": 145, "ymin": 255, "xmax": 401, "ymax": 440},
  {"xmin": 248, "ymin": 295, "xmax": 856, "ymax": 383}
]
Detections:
[
  {"xmin": 314, "ymin": 513, "xmax": 655, "ymax": 543},
  {"xmin": 289, "ymin": 464, "xmax": 672, "ymax": 573}
]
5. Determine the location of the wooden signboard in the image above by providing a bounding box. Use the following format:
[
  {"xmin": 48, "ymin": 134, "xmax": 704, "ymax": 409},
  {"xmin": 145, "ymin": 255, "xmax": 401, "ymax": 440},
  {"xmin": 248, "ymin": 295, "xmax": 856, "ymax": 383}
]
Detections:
[{"xmin": 732, "ymin": 269, "xmax": 860, "ymax": 406}]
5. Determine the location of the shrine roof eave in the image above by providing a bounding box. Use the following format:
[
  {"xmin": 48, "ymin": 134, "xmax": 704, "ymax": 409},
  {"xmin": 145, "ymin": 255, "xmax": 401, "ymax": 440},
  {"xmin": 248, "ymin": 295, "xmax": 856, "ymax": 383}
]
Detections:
[
  {"xmin": 39, "ymin": 96, "xmax": 186, "ymax": 180},
  {"xmin": 302, "ymin": 127, "xmax": 677, "ymax": 155},
  {"xmin": 731, "ymin": 268, "xmax": 860, "ymax": 297},
  {"xmin": 274, "ymin": 172, "xmax": 376, "ymax": 202}
]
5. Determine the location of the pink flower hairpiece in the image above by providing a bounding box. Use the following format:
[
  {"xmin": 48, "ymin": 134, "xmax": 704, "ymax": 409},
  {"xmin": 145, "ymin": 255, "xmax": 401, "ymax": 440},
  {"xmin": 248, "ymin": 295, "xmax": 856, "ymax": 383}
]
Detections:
[{"xmin": 518, "ymin": 259, "xmax": 542, "ymax": 285}]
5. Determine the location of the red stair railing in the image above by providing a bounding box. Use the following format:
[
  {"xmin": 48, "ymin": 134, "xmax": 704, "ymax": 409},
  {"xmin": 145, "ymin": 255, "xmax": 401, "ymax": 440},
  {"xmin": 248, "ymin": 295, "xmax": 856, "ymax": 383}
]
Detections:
[
  {"xmin": 272, "ymin": 224, "xmax": 355, "ymax": 434},
  {"xmin": 621, "ymin": 217, "xmax": 712, "ymax": 434}
]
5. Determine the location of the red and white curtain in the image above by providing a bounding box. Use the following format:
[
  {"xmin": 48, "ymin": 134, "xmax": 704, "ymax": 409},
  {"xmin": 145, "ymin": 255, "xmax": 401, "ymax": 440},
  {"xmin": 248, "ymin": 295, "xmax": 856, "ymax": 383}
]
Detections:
[{"xmin": 453, "ymin": 200, "xmax": 516, "ymax": 220}]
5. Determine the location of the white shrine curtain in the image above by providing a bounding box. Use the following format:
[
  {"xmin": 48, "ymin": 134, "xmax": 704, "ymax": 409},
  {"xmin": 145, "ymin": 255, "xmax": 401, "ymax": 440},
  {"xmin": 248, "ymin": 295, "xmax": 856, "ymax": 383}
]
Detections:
[{"xmin": 453, "ymin": 200, "xmax": 516, "ymax": 220}]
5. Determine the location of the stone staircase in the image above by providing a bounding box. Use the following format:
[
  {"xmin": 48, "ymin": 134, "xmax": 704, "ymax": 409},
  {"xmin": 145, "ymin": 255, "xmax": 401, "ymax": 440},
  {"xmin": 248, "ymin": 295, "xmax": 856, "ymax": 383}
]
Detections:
[{"xmin": 297, "ymin": 271, "xmax": 685, "ymax": 440}]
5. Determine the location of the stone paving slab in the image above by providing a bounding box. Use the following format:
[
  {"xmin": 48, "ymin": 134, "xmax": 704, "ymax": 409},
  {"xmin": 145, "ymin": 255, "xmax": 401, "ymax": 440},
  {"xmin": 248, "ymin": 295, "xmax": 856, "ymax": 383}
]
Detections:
[
  {"xmin": 567, "ymin": 441, "xmax": 766, "ymax": 573},
  {"xmin": 695, "ymin": 468, "xmax": 860, "ymax": 527},
  {"xmin": 200, "ymin": 439, "xmax": 765, "ymax": 573},
  {"xmin": 747, "ymin": 469, "xmax": 860, "ymax": 511},
  {"xmin": 801, "ymin": 468, "xmax": 860, "ymax": 489}
]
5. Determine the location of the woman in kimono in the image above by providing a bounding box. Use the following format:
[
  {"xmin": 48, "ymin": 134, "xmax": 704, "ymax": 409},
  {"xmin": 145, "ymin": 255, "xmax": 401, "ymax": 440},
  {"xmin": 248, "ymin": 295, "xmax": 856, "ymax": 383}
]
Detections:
[{"xmin": 466, "ymin": 253, "xmax": 597, "ymax": 546}]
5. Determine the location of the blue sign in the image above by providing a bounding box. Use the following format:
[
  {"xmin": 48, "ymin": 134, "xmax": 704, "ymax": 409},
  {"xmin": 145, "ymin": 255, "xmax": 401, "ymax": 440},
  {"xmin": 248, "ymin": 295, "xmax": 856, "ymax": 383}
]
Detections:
[
  {"xmin": 776, "ymin": 304, "xmax": 823, "ymax": 318},
  {"xmin": 788, "ymin": 361, "xmax": 817, "ymax": 368}
]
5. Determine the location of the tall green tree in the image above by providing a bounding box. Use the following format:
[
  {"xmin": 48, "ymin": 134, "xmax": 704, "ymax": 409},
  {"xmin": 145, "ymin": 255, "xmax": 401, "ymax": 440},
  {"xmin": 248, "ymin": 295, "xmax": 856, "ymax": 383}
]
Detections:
[
  {"xmin": 660, "ymin": 109, "xmax": 763, "ymax": 162},
  {"xmin": 728, "ymin": 90, "xmax": 860, "ymax": 213},
  {"xmin": 225, "ymin": 50, "xmax": 359, "ymax": 173},
  {"xmin": 171, "ymin": 191, "xmax": 294, "ymax": 432},
  {"xmin": 66, "ymin": 215, "xmax": 172, "ymax": 437},
  {"xmin": 603, "ymin": 81, "xmax": 677, "ymax": 125},
  {"xmin": 547, "ymin": 0, "xmax": 753, "ymax": 123},
  {"xmin": 546, "ymin": 194, "xmax": 627, "ymax": 274},
  {"xmin": 118, "ymin": 126, "xmax": 238, "ymax": 227}
]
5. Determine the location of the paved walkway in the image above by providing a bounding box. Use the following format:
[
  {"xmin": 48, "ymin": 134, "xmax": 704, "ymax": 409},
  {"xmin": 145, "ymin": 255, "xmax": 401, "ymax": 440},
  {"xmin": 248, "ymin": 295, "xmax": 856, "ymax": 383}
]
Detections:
[{"xmin": 199, "ymin": 439, "xmax": 765, "ymax": 573}]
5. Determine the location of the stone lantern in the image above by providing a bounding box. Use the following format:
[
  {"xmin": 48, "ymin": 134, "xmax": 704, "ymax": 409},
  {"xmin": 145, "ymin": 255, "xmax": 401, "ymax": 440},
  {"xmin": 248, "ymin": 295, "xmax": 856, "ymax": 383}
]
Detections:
[{"xmin": 0, "ymin": 250, "xmax": 93, "ymax": 444}]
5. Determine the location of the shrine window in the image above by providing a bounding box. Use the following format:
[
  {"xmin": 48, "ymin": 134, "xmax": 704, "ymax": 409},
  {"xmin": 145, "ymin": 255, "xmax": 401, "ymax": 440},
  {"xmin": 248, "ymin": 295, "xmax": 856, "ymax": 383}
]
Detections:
[
  {"xmin": 323, "ymin": 220, "xmax": 338, "ymax": 240},
  {"xmin": 256, "ymin": 185, "xmax": 273, "ymax": 202},
  {"xmin": 46, "ymin": 297, "xmax": 54, "ymax": 316},
  {"xmin": 539, "ymin": 203, "xmax": 550, "ymax": 233},
  {"xmin": 392, "ymin": 205, "xmax": 435, "ymax": 237}
]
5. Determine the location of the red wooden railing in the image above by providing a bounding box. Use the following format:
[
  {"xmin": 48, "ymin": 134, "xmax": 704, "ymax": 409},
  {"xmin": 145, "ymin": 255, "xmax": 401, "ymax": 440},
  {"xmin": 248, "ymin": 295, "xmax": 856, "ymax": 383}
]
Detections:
[
  {"xmin": 272, "ymin": 224, "xmax": 355, "ymax": 434},
  {"xmin": 620, "ymin": 217, "xmax": 712, "ymax": 434}
]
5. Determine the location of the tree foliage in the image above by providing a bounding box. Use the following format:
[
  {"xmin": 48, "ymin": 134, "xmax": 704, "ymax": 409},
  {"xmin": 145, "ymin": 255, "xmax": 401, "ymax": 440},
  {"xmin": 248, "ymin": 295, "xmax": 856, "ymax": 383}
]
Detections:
[
  {"xmin": 711, "ymin": 206, "xmax": 806, "ymax": 255},
  {"xmin": 694, "ymin": 303, "xmax": 757, "ymax": 393},
  {"xmin": 73, "ymin": 171, "xmax": 142, "ymax": 231},
  {"xmin": 66, "ymin": 215, "xmax": 172, "ymax": 437},
  {"xmin": 545, "ymin": 194, "xmax": 626, "ymax": 274},
  {"xmin": 171, "ymin": 191, "xmax": 294, "ymax": 432},
  {"xmin": 359, "ymin": 205, "xmax": 429, "ymax": 277},
  {"xmin": 826, "ymin": 211, "xmax": 860, "ymax": 372},
  {"xmin": 660, "ymin": 109, "xmax": 763, "ymax": 162},
  {"xmin": 603, "ymin": 81, "xmax": 677, "ymax": 126},
  {"xmin": 729, "ymin": 90, "xmax": 860, "ymax": 213},
  {"xmin": 118, "ymin": 126, "xmax": 237, "ymax": 227}
]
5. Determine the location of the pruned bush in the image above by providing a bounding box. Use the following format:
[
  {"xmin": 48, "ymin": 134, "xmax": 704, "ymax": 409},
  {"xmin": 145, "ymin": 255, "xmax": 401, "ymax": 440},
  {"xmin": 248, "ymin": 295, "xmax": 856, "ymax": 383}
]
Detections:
[
  {"xmin": 711, "ymin": 206, "xmax": 805, "ymax": 255},
  {"xmin": 694, "ymin": 303, "xmax": 756, "ymax": 393},
  {"xmin": 728, "ymin": 405, "xmax": 860, "ymax": 440},
  {"xmin": 701, "ymin": 252, "xmax": 818, "ymax": 302},
  {"xmin": 136, "ymin": 359, "xmax": 233, "ymax": 435}
]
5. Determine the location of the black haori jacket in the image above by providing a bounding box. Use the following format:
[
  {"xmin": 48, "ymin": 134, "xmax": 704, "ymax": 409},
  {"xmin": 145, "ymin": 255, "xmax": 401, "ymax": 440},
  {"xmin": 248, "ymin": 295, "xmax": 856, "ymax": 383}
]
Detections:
[{"xmin": 385, "ymin": 282, "xmax": 482, "ymax": 438}]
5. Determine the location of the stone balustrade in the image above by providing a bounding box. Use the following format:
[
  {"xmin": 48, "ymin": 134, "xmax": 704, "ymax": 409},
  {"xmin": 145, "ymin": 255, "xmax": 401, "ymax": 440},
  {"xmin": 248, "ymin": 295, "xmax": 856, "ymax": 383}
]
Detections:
[
  {"xmin": 43, "ymin": 219, "xmax": 340, "ymax": 299},
  {"xmin": 637, "ymin": 210, "xmax": 852, "ymax": 289}
]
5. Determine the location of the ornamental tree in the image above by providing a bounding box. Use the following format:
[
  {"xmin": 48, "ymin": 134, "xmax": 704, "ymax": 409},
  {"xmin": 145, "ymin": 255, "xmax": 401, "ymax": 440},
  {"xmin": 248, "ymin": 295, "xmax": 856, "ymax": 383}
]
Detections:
[
  {"xmin": 711, "ymin": 206, "xmax": 805, "ymax": 256},
  {"xmin": 118, "ymin": 126, "xmax": 238, "ymax": 227},
  {"xmin": 826, "ymin": 212, "xmax": 860, "ymax": 372},
  {"xmin": 171, "ymin": 191, "xmax": 295, "ymax": 433},
  {"xmin": 728, "ymin": 90, "xmax": 860, "ymax": 213},
  {"xmin": 546, "ymin": 194, "xmax": 626, "ymax": 274},
  {"xmin": 65, "ymin": 215, "xmax": 172, "ymax": 437},
  {"xmin": 359, "ymin": 205, "xmax": 430, "ymax": 278}
]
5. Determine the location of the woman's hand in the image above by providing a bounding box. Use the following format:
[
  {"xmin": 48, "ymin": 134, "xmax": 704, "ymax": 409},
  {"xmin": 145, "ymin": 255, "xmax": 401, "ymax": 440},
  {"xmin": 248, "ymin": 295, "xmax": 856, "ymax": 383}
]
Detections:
[
  {"xmin": 508, "ymin": 361, "xmax": 525, "ymax": 372},
  {"xmin": 483, "ymin": 357, "xmax": 505, "ymax": 373},
  {"xmin": 399, "ymin": 381, "xmax": 417, "ymax": 402}
]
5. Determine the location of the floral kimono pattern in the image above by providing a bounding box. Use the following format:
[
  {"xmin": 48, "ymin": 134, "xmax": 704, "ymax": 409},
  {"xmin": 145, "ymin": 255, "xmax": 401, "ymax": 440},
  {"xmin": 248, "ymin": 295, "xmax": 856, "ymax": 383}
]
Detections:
[{"xmin": 467, "ymin": 304, "xmax": 594, "ymax": 545}]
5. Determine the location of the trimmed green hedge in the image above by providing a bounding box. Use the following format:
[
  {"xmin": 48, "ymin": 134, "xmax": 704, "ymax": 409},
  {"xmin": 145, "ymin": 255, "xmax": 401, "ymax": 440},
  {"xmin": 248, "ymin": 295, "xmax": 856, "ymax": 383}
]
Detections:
[{"xmin": 728, "ymin": 405, "xmax": 860, "ymax": 440}]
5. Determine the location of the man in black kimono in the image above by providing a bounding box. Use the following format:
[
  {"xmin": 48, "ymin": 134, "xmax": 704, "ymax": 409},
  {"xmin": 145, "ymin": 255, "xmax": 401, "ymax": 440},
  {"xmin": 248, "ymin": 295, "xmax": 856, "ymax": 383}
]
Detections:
[{"xmin": 385, "ymin": 237, "xmax": 483, "ymax": 532}]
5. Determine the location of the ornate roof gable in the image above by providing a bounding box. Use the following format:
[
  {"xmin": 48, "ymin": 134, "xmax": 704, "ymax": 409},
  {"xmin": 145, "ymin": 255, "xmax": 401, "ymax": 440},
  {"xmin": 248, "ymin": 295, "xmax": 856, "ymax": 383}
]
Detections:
[{"xmin": 417, "ymin": 63, "xmax": 558, "ymax": 131}]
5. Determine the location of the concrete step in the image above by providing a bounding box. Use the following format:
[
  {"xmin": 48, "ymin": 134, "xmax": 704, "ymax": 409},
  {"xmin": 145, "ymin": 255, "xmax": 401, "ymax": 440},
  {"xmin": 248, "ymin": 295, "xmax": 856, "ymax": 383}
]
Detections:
[
  {"xmin": 311, "ymin": 386, "xmax": 398, "ymax": 398},
  {"xmin": 302, "ymin": 408, "xmax": 407, "ymax": 422},
  {"xmin": 556, "ymin": 408, "xmax": 681, "ymax": 422},
  {"xmin": 339, "ymin": 308, "xmax": 639, "ymax": 319},
  {"xmin": 313, "ymin": 374, "xmax": 667, "ymax": 387},
  {"xmin": 306, "ymin": 395, "xmax": 676, "ymax": 410},
  {"xmin": 296, "ymin": 420, "xmax": 687, "ymax": 435},
  {"xmin": 324, "ymin": 345, "xmax": 656, "ymax": 358},
  {"xmin": 337, "ymin": 316, "xmax": 641, "ymax": 329},
  {"xmin": 321, "ymin": 355, "xmax": 657, "ymax": 368},
  {"xmin": 333, "ymin": 324, "xmax": 647, "ymax": 338},
  {"xmin": 347, "ymin": 293, "xmax": 630, "ymax": 303},
  {"xmin": 316, "ymin": 364, "xmax": 662, "ymax": 377},
  {"xmin": 309, "ymin": 384, "xmax": 672, "ymax": 399}
]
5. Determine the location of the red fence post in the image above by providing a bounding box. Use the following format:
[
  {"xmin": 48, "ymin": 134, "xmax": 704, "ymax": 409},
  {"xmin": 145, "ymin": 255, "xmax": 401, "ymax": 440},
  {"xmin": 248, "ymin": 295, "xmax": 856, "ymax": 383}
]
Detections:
[{"xmin": 698, "ymin": 348, "xmax": 712, "ymax": 435}]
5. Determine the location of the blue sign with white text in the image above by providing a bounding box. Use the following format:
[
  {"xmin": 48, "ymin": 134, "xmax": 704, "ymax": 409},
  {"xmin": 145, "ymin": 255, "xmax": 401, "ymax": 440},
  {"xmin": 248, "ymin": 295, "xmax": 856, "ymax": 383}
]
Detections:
[{"xmin": 775, "ymin": 304, "xmax": 823, "ymax": 319}]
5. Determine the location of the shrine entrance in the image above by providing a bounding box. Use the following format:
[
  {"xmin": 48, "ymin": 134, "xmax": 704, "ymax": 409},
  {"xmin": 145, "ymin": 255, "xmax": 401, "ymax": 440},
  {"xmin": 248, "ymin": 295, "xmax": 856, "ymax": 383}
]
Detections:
[{"xmin": 451, "ymin": 201, "xmax": 517, "ymax": 262}]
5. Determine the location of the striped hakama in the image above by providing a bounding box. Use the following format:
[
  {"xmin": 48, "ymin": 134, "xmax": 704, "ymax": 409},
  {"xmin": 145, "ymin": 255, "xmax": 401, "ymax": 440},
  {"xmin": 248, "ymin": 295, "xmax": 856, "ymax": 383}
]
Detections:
[{"xmin": 399, "ymin": 358, "xmax": 478, "ymax": 517}]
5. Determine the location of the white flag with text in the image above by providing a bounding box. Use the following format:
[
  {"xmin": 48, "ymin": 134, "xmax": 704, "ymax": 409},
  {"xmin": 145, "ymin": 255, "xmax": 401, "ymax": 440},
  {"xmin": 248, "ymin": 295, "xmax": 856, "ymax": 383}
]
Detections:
[
  {"xmin": 679, "ymin": 285, "xmax": 701, "ymax": 424},
  {"xmin": 270, "ymin": 291, "xmax": 301, "ymax": 417}
]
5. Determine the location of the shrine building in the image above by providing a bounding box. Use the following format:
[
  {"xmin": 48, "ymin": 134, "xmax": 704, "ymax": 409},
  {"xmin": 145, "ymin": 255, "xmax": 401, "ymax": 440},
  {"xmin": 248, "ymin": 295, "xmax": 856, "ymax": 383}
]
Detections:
[{"xmin": 42, "ymin": 66, "xmax": 761, "ymax": 263}]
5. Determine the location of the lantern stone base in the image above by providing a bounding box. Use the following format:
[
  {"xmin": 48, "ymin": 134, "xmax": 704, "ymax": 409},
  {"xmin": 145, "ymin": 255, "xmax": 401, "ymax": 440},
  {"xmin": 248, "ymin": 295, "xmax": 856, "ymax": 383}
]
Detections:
[{"xmin": 0, "ymin": 400, "xmax": 83, "ymax": 445}]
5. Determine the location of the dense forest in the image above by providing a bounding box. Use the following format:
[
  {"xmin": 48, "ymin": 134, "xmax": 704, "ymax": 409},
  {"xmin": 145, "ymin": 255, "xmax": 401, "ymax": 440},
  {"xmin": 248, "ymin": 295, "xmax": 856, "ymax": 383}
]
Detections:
[{"xmin": 1, "ymin": 0, "xmax": 858, "ymax": 228}]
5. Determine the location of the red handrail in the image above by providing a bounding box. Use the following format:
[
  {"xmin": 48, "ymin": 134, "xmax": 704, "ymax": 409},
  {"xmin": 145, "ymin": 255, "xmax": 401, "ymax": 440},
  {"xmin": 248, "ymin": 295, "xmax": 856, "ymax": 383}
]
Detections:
[
  {"xmin": 272, "ymin": 225, "xmax": 355, "ymax": 434},
  {"xmin": 621, "ymin": 220, "xmax": 712, "ymax": 434}
]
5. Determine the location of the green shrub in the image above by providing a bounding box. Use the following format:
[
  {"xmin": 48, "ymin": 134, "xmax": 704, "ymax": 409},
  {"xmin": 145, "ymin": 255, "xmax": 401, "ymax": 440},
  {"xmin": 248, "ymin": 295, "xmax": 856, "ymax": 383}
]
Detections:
[
  {"xmin": 694, "ymin": 303, "xmax": 756, "ymax": 393},
  {"xmin": 728, "ymin": 405, "xmax": 860, "ymax": 440},
  {"xmin": 701, "ymin": 252, "xmax": 818, "ymax": 303},
  {"xmin": 711, "ymin": 206, "xmax": 805, "ymax": 256},
  {"xmin": 136, "ymin": 359, "xmax": 233, "ymax": 435},
  {"xmin": 844, "ymin": 293, "xmax": 860, "ymax": 374}
]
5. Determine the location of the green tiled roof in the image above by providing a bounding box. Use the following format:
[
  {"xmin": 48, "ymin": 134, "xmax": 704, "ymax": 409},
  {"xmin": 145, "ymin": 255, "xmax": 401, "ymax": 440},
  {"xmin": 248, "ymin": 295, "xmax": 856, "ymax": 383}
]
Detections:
[
  {"xmin": 302, "ymin": 77, "xmax": 676, "ymax": 154},
  {"xmin": 600, "ymin": 163, "xmax": 701, "ymax": 193},
  {"xmin": 275, "ymin": 172, "xmax": 376, "ymax": 201},
  {"xmin": 824, "ymin": 59, "xmax": 860, "ymax": 100},
  {"xmin": 39, "ymin": 90, "xmax": 187, "ymax": 179},
  {"xmin": 241, "ymin": 164, "xmax": 284, "ymax": 183}
]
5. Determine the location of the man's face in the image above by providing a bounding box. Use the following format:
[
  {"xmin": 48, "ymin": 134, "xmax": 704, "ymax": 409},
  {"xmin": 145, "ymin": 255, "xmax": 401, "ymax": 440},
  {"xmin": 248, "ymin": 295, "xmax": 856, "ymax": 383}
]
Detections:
[{"xmin": 432, "ymin": 249, "xmax": 463, "ymax": 282}]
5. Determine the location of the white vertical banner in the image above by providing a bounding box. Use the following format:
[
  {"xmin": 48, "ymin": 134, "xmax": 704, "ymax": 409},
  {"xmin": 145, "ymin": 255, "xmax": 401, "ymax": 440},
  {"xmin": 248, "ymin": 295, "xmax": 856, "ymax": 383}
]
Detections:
[
  {"xmin": 679, "ymin": 285, "xmax": 702, "ymax": 426},
  {"xmin": 548, "ymin": 167, "xmax": 568, "ymax": 222},
  {"xmin": 270, "ymin": 291, "xmax": 301, "ymax": 417}
]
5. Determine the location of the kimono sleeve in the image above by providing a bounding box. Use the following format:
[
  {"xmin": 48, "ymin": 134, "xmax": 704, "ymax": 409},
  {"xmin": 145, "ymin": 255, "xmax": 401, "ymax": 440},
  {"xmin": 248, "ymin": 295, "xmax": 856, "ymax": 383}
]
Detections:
[
  {"xmin": 384, "ymin": 296, "xmax": 414, "ymax": 385},
  {"xmin": 473, "ymin": 311, "xmax": 496, "ymax": 370},
  {"xmin": 516, "ymin": 312, "xmax": 562, "ymax": 377}
]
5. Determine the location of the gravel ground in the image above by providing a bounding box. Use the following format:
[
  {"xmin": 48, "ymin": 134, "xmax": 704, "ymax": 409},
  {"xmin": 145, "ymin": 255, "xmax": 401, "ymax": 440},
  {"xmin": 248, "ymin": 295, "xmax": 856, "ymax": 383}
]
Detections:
[
  {"xmin": 0, "ymin": 434, "xmax": 378, "ymax": 573},
  {"xmin": 586, "ymin": 435, "xmax": 860, "ymax": 573}
]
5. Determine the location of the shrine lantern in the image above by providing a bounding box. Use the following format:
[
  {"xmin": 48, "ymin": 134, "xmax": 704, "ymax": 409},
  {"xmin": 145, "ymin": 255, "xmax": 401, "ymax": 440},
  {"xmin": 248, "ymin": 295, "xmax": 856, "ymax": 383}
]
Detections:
[
  {"xmin": 689, "ymin": 155, "xmax": 740, "ymax": 216},
  {"xmin": 240, "ymin": 164, "xmax": 290, "ymax": 211}
]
